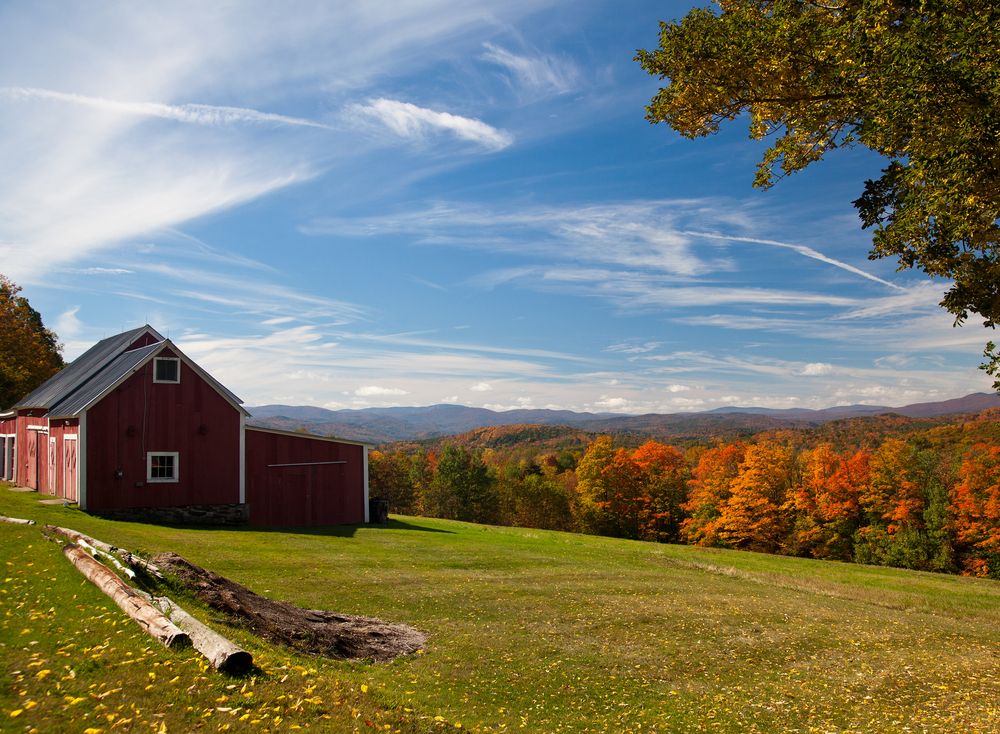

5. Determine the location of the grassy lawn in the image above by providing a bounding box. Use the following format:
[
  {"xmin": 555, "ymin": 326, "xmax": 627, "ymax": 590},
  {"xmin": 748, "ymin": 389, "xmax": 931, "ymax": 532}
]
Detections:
[{"xmin": 3, "ymin": 488, "xmax": 1000, "ymax": 733}]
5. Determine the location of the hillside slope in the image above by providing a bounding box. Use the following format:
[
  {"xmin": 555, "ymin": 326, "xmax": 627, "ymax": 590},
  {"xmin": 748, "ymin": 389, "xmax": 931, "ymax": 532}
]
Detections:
[{"xmin": 3, "ymin": 491, "xmax": 1000, "ymax": 734}]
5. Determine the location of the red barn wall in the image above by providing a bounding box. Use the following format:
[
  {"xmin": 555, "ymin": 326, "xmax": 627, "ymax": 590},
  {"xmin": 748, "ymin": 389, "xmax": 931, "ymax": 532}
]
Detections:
[
  {"xmin": 245, "ymin": 428, "xmax": 366, "ymax": 526},
  {"xmin": 125, "ymin": 332, "xmax": 161, "ymax": 351},
  {"xmin": 85, "ymin": 355, "xmax": 241, "ymax": 510},
  {"xmin": 1, "ymin": 414, "xmax": 17, "ymax": 484},
  {"xmin": 14, "ymin": 411, "xmax": 50, "ymax": 492}
]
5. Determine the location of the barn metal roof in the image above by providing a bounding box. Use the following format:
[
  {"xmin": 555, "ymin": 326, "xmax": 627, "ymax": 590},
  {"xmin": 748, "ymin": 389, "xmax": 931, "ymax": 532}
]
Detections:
[
  {"xmin": 14, "ymin": 326, "xmax": 247, "ymax": 419},
  {"xmin": 14, "ymin": 326, "xmax": 163, "ymax": 411},
  {"xmin": 48, "ymin": 343, "xmax": 161, "ymax": 417}
]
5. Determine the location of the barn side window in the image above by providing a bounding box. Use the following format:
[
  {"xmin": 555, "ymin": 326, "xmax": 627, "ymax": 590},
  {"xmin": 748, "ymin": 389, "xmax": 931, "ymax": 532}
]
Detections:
[
  {"xmin": 147, "ymin": 452, "xmax": 179, "ymax": 483},
  {"xmin": 153, "ymin": 357, "xmax": 180, "ymax": 384}
]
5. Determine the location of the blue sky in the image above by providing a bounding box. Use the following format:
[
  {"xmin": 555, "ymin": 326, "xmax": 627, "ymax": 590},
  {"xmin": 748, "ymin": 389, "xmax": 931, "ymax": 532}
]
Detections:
[{"xmin": 1, "ymin": 0, "xmax": 994, "ymax": 414}]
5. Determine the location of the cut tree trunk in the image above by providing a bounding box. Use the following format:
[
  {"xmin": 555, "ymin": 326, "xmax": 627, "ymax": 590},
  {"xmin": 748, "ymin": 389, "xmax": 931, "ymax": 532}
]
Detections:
[
  {"xmin": 0, "ymin": 515, "xmax": 35, "ymax": 525},
  {"xmin": 46, "ymin": 524, "xmax": 116, "ymax": 552},
  {"xmin": 156, "ymin": 596, "xmax": 253, "ymax": 674},
  {"xmin": 45, "ymin": 525, "xmax": 164, "ymax": 578},
  {"xmin": 62, "ymin": 543, "xmax": 189, "ymax": 649}
]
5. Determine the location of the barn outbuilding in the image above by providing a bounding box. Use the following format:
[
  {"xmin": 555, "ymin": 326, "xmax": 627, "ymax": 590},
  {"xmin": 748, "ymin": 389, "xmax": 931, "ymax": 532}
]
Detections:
[{"xmin": 0, "ymin": 326, "xmax": 372, "ymax": 526}]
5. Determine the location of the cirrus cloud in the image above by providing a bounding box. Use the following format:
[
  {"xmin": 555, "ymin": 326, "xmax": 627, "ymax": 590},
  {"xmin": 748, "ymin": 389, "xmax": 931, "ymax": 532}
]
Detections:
[{"xmin": 346, "ymin": 98, "xmax": 513, "ymax": 150}]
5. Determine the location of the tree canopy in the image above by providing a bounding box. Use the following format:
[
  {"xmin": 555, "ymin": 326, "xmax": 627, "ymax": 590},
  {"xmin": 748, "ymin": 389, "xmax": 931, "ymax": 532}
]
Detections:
[
  {"xmin": 0, "ymin": 275, "xmax": 64, "ymax": 409},
  {"xmin": 635, "ymin": 0, "xmax": 1000, "ymax": 387}
]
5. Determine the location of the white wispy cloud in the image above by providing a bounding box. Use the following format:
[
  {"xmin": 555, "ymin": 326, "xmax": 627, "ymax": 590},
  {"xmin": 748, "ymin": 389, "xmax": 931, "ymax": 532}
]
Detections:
[
  {"xmin": 1, "ymin": 87, "xmax": 333, "ymax": 129},
  {"xmin": 305, "ymin": 200, "xmax": 713, "ymax": 276},
  {"xmin": 480, "ymin": 43, "xmax": 578, "ymax": 94},
  {"xmin": 355, "ymin": 386, "xmax": 408, "ymax": 396},
  {"xmin": 304, "ymin": 199, "xmax": 899, "ymax": 286},
  {"xmin": 346, "ymin": 98, "xmax": 513, "ymax": 150},
  {"xmin": 54, "ymin": 306, "xmax": 83, "ymax": 340},
  {"xmin": 470, "ymin": 382, "xmax": 493, "ymax": 391},
  {"xmin": 0, "ymin": 1, "xmax": 558, "ymax": 280}
]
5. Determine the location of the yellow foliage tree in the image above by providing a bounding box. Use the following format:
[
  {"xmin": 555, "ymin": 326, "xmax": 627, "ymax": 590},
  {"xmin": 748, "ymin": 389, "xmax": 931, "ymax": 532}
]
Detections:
[{"xmin": 0, "ymin": 275, "xmax": 63, "ymax": 409}]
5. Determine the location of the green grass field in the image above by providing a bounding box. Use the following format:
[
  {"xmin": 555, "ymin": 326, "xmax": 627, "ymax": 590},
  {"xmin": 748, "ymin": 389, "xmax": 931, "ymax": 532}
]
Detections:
[{"xmin": 3, "ymin": 488, "xmax": 1000, "ymax": 734}]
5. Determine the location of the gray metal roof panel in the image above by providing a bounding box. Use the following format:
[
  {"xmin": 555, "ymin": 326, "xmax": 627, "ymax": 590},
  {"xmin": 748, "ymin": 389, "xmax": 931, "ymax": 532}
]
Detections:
[
  {"xmin": 14, "ymin": 326, "xmax": 162, "ymax": 410},
  {"xmin": 48, "ymin": 344, "xmax": 161, "ymax": 417}
]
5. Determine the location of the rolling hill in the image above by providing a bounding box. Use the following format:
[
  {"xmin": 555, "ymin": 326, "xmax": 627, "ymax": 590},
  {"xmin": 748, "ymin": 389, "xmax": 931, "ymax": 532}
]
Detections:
[{"xmin": 246, "ymin": 392, "xmax": 1000, "ymax": 444}]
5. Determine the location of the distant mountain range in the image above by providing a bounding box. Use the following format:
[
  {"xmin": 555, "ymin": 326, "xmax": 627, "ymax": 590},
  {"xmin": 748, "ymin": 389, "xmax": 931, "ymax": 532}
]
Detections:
[{"xmin": 245, "ymin": 392, "xmax": 1000, "ymax": 444}]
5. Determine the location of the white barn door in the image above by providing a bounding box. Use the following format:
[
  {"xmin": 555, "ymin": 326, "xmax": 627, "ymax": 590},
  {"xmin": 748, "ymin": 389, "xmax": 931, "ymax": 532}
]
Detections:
[{"xmin": 64, "ymin": 436, "xmax": 79, "ymax": 503}]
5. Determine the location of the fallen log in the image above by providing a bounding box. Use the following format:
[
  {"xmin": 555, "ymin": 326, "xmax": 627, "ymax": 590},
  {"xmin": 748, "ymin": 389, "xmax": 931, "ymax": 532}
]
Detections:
[
  {"xmin": 45, "ymin": 524, "xmax": 115, "ymax": 552},
  {"xmin": 0, "ymin": 515, "xmax": 35, "ymax": 525},
  {"xmin": 45, "ymin": 525, "xmax": 164, "ymax": 579},
  {"xmin": 61, "ymin": 544, "xmax": 190, "ymax": 649},
  {"xmin": 156, "ymin": 596, "xmax": 253, "ymax": 673},
  {"xmin": 153, "ymin": 552, "xmax": 426, "ymax": 662}
]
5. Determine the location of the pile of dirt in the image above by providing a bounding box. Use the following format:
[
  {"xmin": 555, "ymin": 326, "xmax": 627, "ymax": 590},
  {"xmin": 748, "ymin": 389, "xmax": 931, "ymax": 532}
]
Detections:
[{"xmin": 151, "ymin": 552, "xmax": 426, "ymax": 662}]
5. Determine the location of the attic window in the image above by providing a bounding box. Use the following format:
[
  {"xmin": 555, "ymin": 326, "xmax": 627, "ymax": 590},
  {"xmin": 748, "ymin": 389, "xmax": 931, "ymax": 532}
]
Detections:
[
  {"xmin": 153, "ymin": 357, "xmax": 180, "ymax": 384},
  {"xmin": 147, "ymin": 452, "xmax": 179, "ymax": 483}
]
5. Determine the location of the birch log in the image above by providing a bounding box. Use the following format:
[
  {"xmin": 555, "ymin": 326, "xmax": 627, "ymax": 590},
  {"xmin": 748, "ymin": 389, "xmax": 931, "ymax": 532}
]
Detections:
[
  {"xmin": 156, "ymin": 596, "xmax": 253, "ymax": 673},
  {"xmin": 61, "ymin": 544, "xmax": 190, "ymax": 649},
  {"xmin": 0, "ymin": 515, "xmax": 35, "ymax": 525},
  {"xmin": 45, "ymin": 524, "xmax": 164, "ymax": 578},
  {"xmin": 45, "ymin": 525, "xmax": 115, "ymax": 552}
]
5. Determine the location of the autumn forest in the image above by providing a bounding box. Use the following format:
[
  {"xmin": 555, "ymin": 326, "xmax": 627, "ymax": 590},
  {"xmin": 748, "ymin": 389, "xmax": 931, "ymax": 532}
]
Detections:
[{"xmin": 369, "ymin": 409, "xmax": 1000, "ymax": 579}]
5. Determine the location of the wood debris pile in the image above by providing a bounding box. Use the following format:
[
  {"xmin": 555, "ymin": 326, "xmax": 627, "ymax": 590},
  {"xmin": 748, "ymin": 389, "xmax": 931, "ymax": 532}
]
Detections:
[{"xmin": 152, "ymin": 552, "xmax": 426, "ymax": 662}]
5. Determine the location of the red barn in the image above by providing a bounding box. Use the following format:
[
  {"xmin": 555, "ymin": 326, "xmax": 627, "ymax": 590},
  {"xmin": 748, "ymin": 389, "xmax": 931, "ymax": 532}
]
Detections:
[{"xmin": 0, "ymin": 326, "xmax": 372, "ymax": 526}]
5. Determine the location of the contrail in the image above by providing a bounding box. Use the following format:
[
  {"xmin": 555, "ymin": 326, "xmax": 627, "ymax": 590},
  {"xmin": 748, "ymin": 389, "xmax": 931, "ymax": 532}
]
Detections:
[
  {"xmin": 680, "ymin": 230, "xmax": 904, "ymax": 290},
  {"xmin": 0, "ymin": 86, "xmax": 332, "ymax": 130}
]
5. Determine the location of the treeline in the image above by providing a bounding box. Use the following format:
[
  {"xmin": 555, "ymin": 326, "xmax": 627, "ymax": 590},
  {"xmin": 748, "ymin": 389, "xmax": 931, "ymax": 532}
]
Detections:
[{"xmin": 369, "ymin": 410, "xmax": 1000, "ymax": 578}]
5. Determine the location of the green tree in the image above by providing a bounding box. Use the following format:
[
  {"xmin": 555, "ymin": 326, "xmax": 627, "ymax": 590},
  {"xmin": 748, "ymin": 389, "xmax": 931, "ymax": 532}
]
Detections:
[
  {"xmin": 636, "ymin": 1, "xmax": 1000, "ymax": 384},
  {"xmin": 0, "ymin": 275, "xmax": 64, "ymax": 409},
  {"xmin": 429, "ymin": 443, "xmax": 497, "ymax": 524},
  {"xmin": 368, "ymin": 450, "xmax": 417, "ymax": 515}
]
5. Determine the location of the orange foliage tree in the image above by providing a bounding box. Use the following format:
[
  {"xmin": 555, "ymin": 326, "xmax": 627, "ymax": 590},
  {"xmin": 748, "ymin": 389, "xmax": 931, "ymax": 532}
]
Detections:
[
  {"xmin": 950, "ymin": 444, "xmax": 1000, "ymax": 577},
  {"xmin": 682, "ymin": 443, "xmax": 746, "ymax": 547},
  {"xmin": 786, "ymin": 446, "xmax": 868, "ymax": 560},
  {"xmin": 576, "ymin": 438, "xmax": 689, "ymax": 541},
  {"xmin": 717, "ymin": 440, "xmax": 796, "ymax": 553},
  {"xmin": 855, "ymin": 439, "xmax": 953, "ymax": 571},
  {"xmin": 632, "ymin": 441, "xmax": 688, "ymax": 542}
]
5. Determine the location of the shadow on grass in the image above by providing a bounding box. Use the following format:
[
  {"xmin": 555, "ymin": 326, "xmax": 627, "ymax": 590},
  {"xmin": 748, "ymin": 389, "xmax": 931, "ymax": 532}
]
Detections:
[{"xmin": 131, "ymin": 517, "xmax": 455, "ymax": 537}]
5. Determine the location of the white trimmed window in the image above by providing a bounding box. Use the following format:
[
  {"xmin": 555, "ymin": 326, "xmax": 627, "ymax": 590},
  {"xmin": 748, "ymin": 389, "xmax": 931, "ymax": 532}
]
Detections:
[
  {"xmin": 153, "ymin": 357, "xmax": 180, "ymax": 384},
  {"xmin": 147, "ymin": 452, "xmax": 179, "ymax": 483}
]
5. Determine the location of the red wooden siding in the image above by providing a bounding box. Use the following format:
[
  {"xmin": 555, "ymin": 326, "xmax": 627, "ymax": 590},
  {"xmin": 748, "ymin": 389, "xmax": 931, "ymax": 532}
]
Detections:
[
  {"xmin": 125, "ymin": 331, "xmax": 161, "ymax": 351},
  {"xmin": 85, "ymin": 356, "xmax": 241, "ymax": 510},
  {"xmin": 14, "ymin": 411, "xmax": 49, "ymax": 492},
  {"xmin": 245, "ymin": 428, "xmax": 366, "ymax": 526},
  {"xmin": 0, "ymin": 414, "xmax": 15, "ymax": 483}
]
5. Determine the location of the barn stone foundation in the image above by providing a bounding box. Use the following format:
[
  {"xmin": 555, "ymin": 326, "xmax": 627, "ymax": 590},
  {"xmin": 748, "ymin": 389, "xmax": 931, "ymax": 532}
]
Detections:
[{"xmin": 90, "ymin": 503, "xmax": 250, "ymax": 526}]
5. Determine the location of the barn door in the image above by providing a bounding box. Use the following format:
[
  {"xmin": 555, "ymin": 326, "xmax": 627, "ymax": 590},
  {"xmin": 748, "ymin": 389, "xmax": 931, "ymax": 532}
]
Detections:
[
  {"xmin": 48, "ymin": 437, "xmax": 56, "ymax": 496},
  {"xmin": 64, "ymin": 437, "xmax": 78, "ymax": 503},
  {"xmin": 5, "ymin": 436, "xmax": 14, "ymax": 483},
  {"xmin": 26, "ymin": 431, "xmax": 37, "ymax": 489}
]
